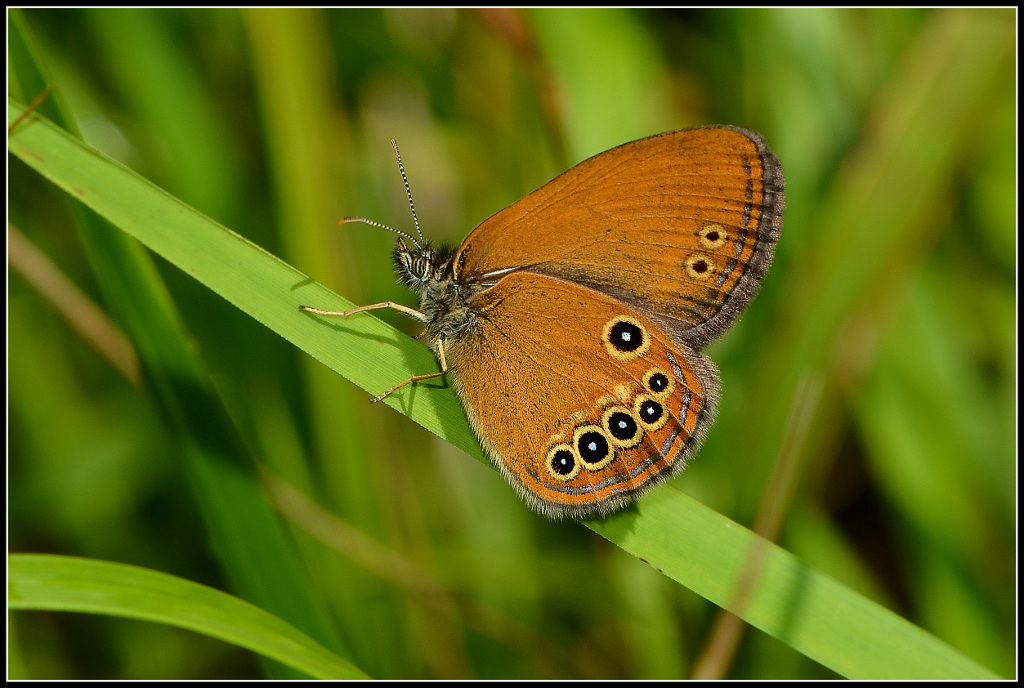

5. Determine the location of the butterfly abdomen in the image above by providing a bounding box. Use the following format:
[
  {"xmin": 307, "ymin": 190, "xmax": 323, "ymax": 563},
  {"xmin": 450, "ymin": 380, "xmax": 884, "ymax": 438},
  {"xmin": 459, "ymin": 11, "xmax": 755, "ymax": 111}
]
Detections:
[{"xmin": 421, "ymin": 289, "xmax": 477, "ymax": 344}]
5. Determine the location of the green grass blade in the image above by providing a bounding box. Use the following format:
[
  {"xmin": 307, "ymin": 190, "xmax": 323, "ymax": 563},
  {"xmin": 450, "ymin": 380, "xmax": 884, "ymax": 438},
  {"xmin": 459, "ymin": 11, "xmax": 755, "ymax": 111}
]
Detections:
[
  {"xmin": 8, "ymin": 555, "xmax": 368, "ymax": 680},
  {"xmin": 589, "ymin": 489, "xmax": 1001, "ymax": 679},
  {"xmin": 8, "ymin": 98, "xmax": 1002, "ymax": 680},
  {"xmin": 8, "ymin": 14, "xmax": 345, "ymax": 676}
]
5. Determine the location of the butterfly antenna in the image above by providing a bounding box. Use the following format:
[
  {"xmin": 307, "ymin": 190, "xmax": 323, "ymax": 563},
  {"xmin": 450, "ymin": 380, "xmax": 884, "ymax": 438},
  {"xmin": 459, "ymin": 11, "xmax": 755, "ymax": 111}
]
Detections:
[
  {"xmin": 338, "ymin": 216, "xmax": 421, "ymax": 247},
  {"xmin": 391, "ymin": 139, "xmax": 426, "ymax": 248}
]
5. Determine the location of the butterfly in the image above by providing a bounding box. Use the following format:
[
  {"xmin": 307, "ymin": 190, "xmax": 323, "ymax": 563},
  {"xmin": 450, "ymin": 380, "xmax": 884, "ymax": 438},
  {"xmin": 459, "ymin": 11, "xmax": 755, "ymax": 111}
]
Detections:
[{"xmin": 301, "ymin": 126, "xmax": 785, "ymax": 518}]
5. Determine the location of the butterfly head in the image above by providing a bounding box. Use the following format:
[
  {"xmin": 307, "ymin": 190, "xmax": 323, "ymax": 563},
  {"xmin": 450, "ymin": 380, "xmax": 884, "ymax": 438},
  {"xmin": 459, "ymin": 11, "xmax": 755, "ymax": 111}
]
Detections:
[{"xmin": 393, "ymin": 238, "xmax": 458, "ymax": 293}]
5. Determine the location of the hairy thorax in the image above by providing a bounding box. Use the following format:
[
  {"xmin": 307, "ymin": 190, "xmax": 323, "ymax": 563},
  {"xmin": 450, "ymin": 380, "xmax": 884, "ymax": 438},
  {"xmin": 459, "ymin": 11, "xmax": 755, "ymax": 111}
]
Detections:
[{"xmin": 393, "ymin": 239, "xmax": 481, "ymax": 346}]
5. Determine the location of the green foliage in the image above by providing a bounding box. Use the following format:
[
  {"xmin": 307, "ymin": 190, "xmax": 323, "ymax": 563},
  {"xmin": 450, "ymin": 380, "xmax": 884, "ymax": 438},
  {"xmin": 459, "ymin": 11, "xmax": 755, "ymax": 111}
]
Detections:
[
  {"xmin": 8, "ymin": 555, "xmax": 367, "ymax": 679},
  {"xmin": 8, "ymin": 8, "xmax": 1015, "ymax": 679}
]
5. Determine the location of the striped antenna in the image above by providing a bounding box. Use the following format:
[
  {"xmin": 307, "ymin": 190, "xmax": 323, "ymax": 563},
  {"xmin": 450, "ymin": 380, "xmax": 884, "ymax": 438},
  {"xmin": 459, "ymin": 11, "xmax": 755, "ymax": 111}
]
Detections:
[
  {"xmin": 337, "ymin": 140, "xmax": 425, "ymax": 249},
  {"xmin": 390, "ymin": 139, "xmax": 425, "ymax": 247},
  {"xmin": 338, "ymin": 216, "xmax": 420, "ymax": 247}
]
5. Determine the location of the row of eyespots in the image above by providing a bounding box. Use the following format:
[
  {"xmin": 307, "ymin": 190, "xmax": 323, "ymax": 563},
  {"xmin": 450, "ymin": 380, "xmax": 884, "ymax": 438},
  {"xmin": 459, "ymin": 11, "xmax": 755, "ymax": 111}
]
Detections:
[
  {"xmin": 545, "ymin": 364, "xmax": 676, "ymax": 481},
  {"xmin": 685, "ymin": 224, "xmax": 729, "ymax": 282}
]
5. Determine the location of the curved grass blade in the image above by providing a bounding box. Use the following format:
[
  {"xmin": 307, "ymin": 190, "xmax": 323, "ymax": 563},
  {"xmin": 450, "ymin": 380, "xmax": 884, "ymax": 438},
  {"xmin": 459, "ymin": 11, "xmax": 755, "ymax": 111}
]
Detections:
[{"xmin": 8, "ymin": 555, "xmax": 368, "ymax": 680}]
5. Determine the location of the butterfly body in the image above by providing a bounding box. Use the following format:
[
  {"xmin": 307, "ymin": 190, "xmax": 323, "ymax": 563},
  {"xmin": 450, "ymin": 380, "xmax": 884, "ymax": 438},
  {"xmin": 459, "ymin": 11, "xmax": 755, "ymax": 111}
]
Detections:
[
  {"xmin": 393, "ymin": 241, "xmax": 478, "ymax": 343},
  {"xmin": 313, "ymin": 126, "xmax": 784, "ymax": 518}
]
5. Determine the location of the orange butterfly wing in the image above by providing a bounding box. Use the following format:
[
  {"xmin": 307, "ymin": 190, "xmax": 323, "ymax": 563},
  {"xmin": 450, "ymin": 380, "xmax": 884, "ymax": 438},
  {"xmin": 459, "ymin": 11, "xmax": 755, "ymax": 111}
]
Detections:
[
  {"xmin": 438, "ymin": 127, "xmax": 784, "ymax": 516},
  {"xmin": 454, "ymin": 126, "xmax": 784, "ymax": 349},
  {"xmin": 446, "ymin": 271, "xmax": 720, "ymax": 518}
]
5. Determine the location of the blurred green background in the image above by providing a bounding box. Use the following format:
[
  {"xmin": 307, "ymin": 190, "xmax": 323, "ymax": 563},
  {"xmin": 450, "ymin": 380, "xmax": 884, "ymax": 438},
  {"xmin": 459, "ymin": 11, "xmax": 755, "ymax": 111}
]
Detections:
[{"xmin": 8, "ymin": 8, "xmax": 1015, "ymax": 679}]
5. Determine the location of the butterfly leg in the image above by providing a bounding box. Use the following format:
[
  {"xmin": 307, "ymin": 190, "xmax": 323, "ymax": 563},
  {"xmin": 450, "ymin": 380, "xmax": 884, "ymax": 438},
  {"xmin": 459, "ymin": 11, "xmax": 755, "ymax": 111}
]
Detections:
[
  {"xmin": 299, "ymin": 301, "xmax": 429, "ymax": 322},
  {"xmin": 299, "ymin": 301, "xmax": 447, "ymax": 402},
  {"xmin": 368, "ymin": 339, "xmax": 449, "ymax": 404}
]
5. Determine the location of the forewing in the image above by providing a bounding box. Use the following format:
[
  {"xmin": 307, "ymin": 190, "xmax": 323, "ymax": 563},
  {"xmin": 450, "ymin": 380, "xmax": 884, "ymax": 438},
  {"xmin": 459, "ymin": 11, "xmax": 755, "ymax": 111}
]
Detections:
[{"xmin": 454, "ymin": 126, "xmax": 784, "ymax": 349}]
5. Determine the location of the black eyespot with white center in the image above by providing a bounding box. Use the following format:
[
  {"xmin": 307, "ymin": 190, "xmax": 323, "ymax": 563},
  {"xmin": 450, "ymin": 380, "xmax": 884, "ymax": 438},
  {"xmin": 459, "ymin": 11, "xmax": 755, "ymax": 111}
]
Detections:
[
  {"xmin": 608, "ymin": 412, "xmax": 637, "ymax": 441},
  {"xmin": 639, "ymin": 400, "xmax": 663, "ymax": 423},
  {"xmin": 643, "ymin": 367, "xmax": 675, "ymax": 400},
  {"xmin": 634, "ymin": 394, "xmax": 669, "ymax": 431},
  {"xmin": 574, "ymin": 425, "xmax": 614, "ymax": 470},
  {"xmin": 649, "ymin": 372, "xmax": 668, "ymax": 393},
  {"xmin": 551, "ymin": 449, "xmax": 575, "ymax": 475},
  {"xmin": 578, "ymin": 431, "xmax": 608, "ymax": 463},
  {"xmin": 546, "ymin": 443, "xmax": 580, "ymax": 481},
  {"xmin": 602, "ymin": 406, "xmax": 643, "ymax": 449},
  {"xmin": 602, "ymin": 316, "xmax": 651, "ymax": 361},
  {"xmin": 610, "ymin": 321, "xmax": 642, "ymax": 351}
]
